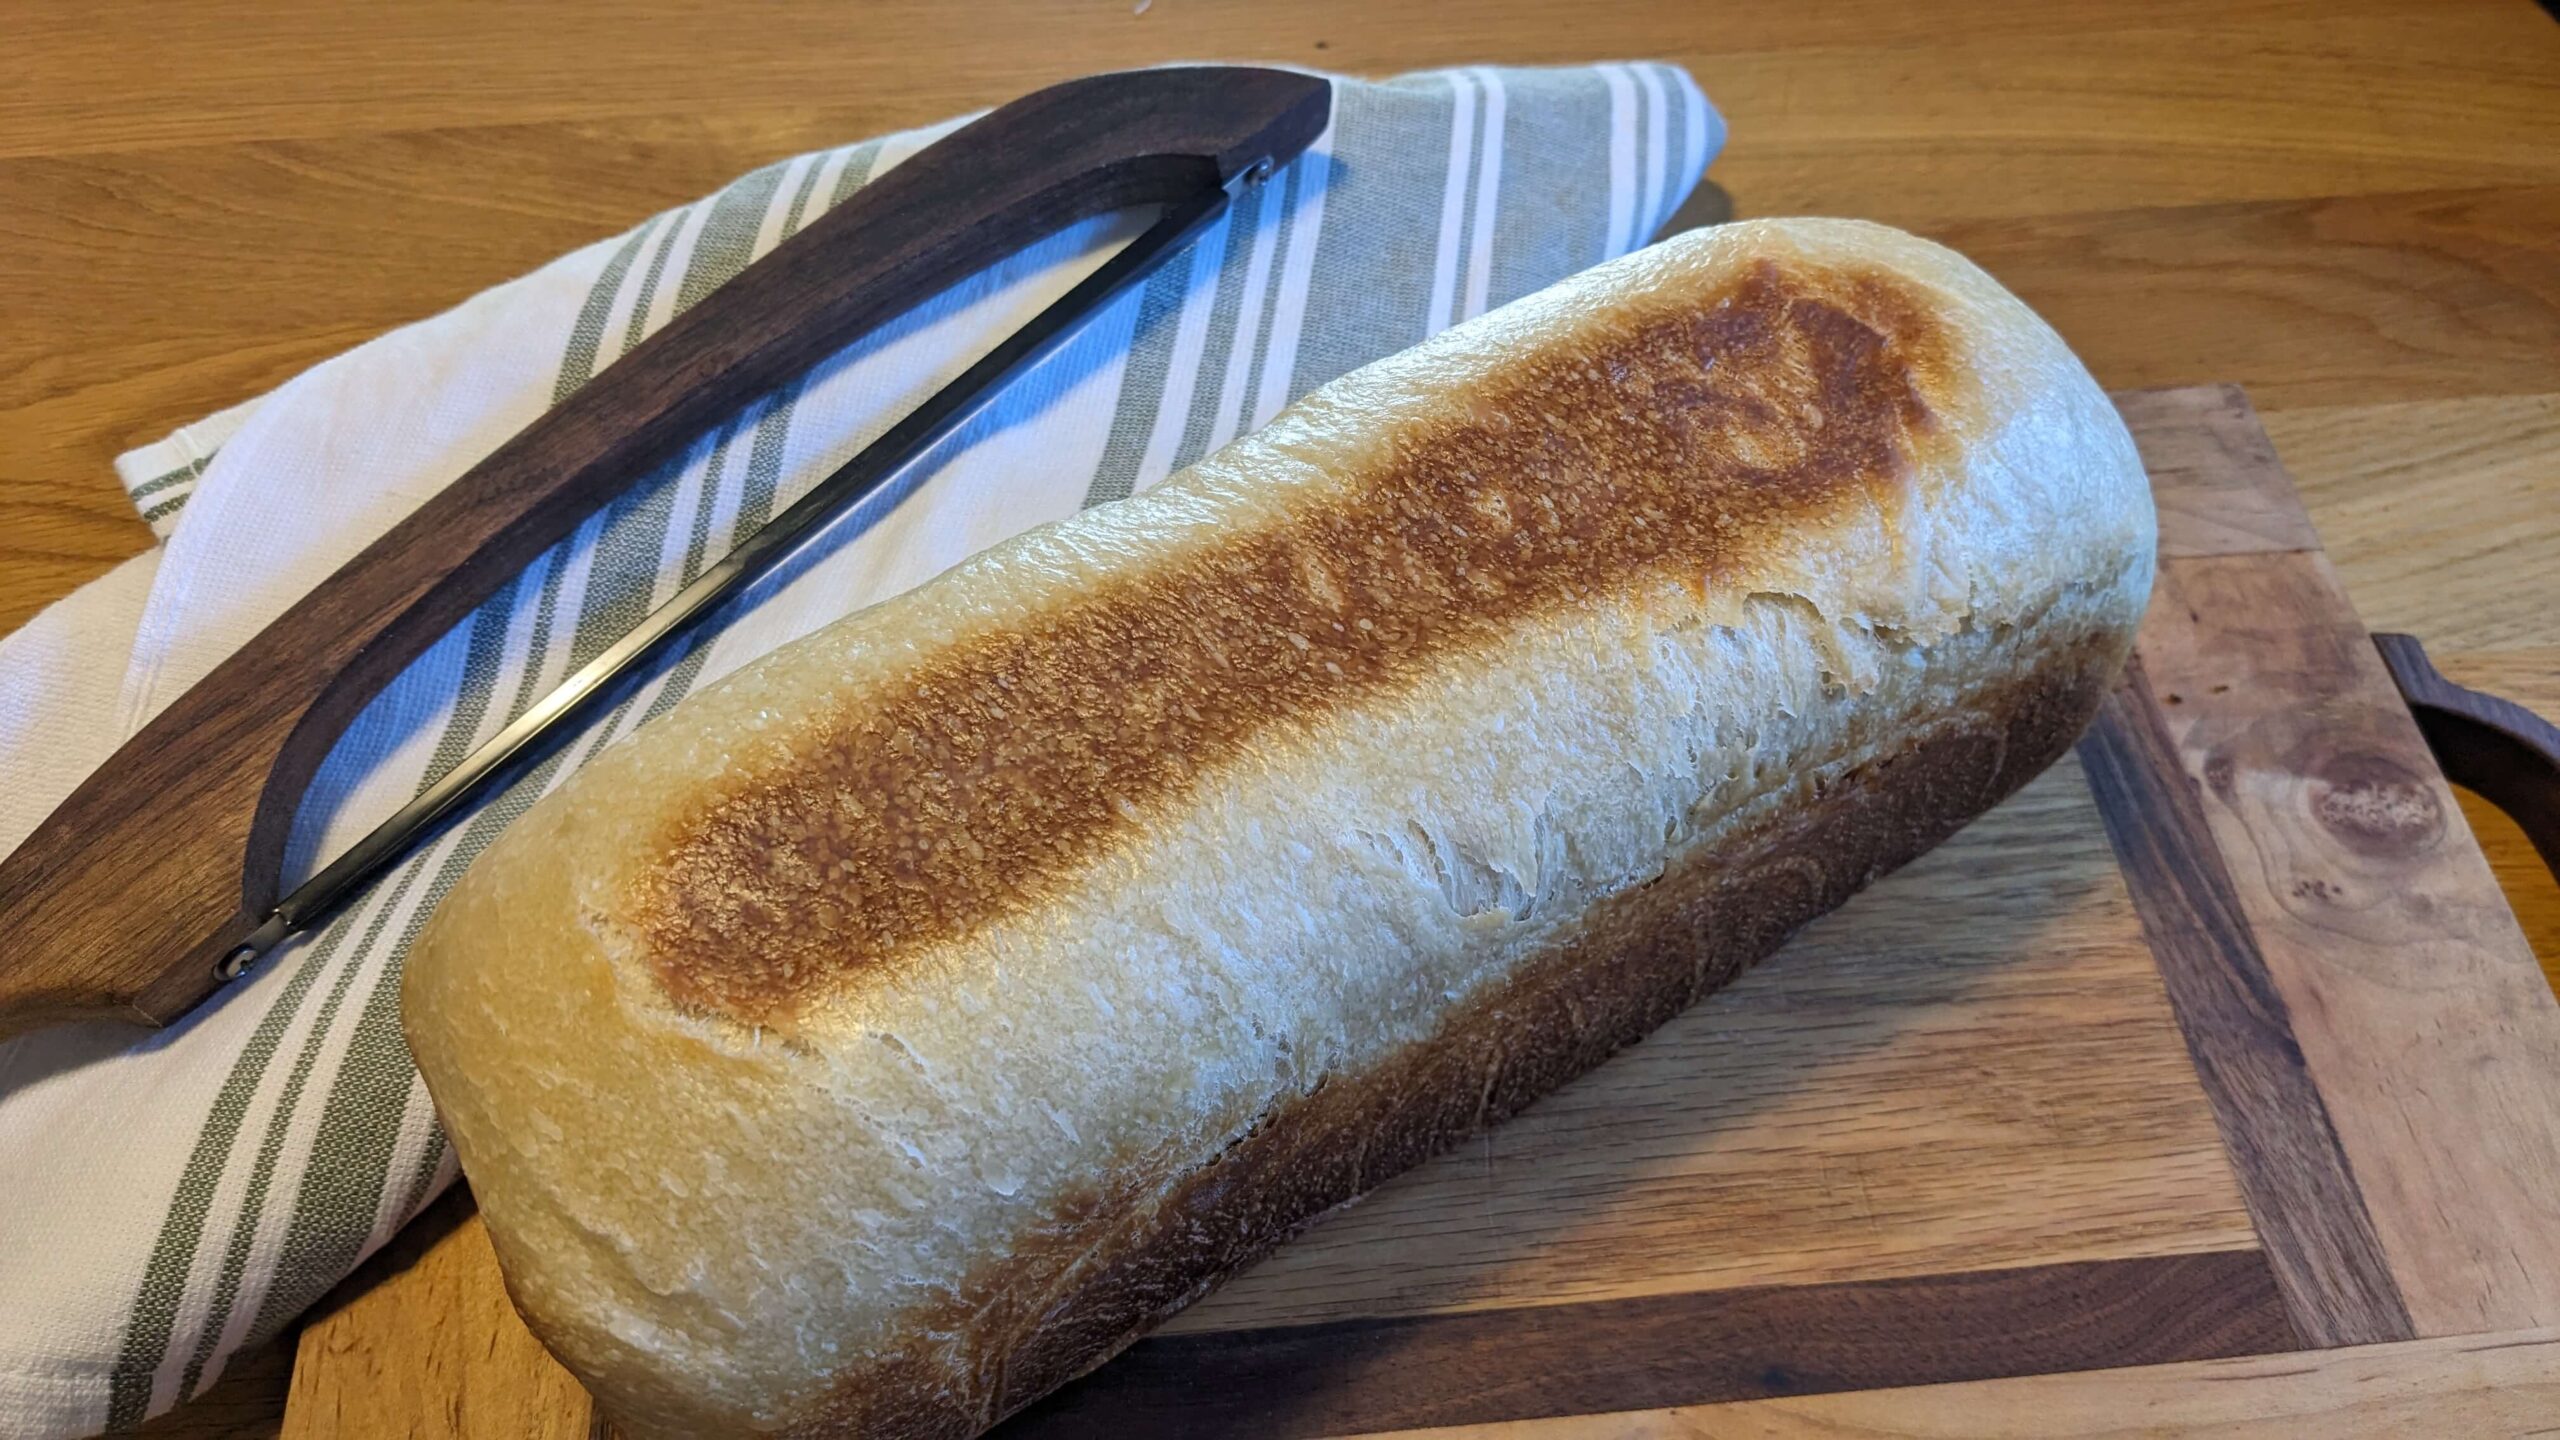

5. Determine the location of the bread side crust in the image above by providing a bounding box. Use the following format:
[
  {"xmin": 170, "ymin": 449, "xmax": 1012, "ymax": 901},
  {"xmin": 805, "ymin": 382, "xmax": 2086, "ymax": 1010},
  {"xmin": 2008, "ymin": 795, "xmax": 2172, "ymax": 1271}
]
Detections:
[{"xmin": 727, "ymin": 610, "xmax": 2129, "ymax": 1440}]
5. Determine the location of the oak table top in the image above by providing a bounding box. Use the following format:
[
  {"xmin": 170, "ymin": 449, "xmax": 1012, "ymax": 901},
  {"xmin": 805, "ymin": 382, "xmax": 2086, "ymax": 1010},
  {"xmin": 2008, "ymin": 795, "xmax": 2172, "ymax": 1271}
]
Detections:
[{"xmin": 8, "ymin": 2, "xmax": 2555, "ymax": 1436}]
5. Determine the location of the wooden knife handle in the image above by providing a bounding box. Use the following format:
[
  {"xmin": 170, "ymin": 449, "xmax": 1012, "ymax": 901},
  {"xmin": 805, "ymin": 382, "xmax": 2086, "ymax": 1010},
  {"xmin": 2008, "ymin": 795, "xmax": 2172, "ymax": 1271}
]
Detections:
[
  {"xmin": 2374, "ymin": 633, "xmax": 2560, "ymax": 885},
  {"xmin": 0, "ymin": 67, "xmax": 1331, "ymax": 1033}
]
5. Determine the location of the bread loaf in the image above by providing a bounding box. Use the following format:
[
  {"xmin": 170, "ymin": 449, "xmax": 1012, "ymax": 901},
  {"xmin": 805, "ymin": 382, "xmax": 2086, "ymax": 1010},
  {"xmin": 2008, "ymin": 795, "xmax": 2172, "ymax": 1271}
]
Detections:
[{"xmin": 401, "ymin": 217, "xmax": 2155, "ymax": 1439}]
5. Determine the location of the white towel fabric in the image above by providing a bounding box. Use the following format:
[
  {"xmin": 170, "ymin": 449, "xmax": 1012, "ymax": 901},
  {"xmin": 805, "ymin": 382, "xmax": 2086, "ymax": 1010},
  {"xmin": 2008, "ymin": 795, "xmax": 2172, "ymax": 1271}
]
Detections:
[{"xmin": 0, "ymin": 63, "xmax": 1717, "ymax": 1436}]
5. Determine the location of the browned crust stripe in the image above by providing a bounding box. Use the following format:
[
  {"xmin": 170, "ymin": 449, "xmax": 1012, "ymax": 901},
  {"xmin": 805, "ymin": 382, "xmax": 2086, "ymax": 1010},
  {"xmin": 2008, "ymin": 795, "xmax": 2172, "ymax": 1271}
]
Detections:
[
  {"xmin": 740, "ymin": 626, "xmax": 2127, "ymax": 1440},
  {"xmin": 2078, "ymin": 659, "xmax": 2414, "ymax": 1347},
  {"xmin": 997, "ymin": 1250, "xmax": 2298, "ymax": 1438},
  {"xmin": 635, "ymin": 259, "xmax": 1969, "ymax": 1024}
]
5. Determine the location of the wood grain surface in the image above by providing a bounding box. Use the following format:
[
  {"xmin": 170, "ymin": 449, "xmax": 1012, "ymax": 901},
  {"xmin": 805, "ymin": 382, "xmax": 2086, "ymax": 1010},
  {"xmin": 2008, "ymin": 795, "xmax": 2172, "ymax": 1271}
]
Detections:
[
  {"xmin": 2112, "ymin": 387, "xmax": 2319, "ymax": 560},
  {"xmin": 1009, "ymin": 1253, "xmax": 2294, "ymax": 1439},
  {"xmin": 2138, "ymin": 546, "xmax": 2560, "ymax": 1335},
  {"xmin": 277, "ymin": 1189, "xmax": 593, "ymax": 1440},
  {"xmin": 1359, "ymin": 1327, "xmax": 2560, "ymax": 1438},
  {"xmin": 9, "ymin": 1, "xmax": 2560, "ymax": 1437},
  {"xmin": 2079, "ymin": 663, "xmax": 2409, "ymax": 1348}
]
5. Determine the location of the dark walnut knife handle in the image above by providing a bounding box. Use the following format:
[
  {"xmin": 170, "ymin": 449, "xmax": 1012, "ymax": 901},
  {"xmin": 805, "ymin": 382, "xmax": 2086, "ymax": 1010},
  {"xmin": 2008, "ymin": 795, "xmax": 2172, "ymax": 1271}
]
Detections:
[
  {"xmin": 2375, "ymin": 632, "xmax": 2560, "ymax": 884},
  {"xmin": 0, "ymin": 67, "xmax": 1331, "ymax": 1033}
]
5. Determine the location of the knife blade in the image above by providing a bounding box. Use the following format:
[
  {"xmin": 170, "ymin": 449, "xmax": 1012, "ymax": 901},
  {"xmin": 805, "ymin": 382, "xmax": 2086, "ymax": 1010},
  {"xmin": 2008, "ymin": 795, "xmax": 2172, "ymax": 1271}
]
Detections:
[
  {"xmin": 228, "ymin": 177, "xmax": 1246, "ymax": 981},
  {"xmin": 0, "ymin": 67, "xmax": 1331, "ymax": 1036}
]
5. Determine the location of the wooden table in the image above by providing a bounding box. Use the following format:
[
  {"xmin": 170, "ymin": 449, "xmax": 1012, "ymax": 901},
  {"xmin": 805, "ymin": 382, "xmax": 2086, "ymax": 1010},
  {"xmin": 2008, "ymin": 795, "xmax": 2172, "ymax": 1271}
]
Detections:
[{"xmin": 7, "ymin": 2, "xmax": 2555, "ymax": 1435}]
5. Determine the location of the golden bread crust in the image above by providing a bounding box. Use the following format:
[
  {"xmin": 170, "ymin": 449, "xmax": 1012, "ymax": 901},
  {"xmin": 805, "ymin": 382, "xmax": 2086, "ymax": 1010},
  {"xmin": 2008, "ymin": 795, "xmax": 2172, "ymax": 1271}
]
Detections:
[
  {"xmin": 400, "ymin": 217, "xmax": 2158, "ymax": 1440},
  {"xmin": 638, "ymin": 257, "xmax": 1966, "ymax": 1027}
]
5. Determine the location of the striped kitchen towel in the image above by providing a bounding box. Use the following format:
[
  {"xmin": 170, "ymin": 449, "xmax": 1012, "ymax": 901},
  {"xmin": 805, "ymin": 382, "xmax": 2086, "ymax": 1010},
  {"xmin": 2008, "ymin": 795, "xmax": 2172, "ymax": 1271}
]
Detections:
[{"xmin": 0, "ymin": 63, "xmax": 1719, "ymax": 1436}]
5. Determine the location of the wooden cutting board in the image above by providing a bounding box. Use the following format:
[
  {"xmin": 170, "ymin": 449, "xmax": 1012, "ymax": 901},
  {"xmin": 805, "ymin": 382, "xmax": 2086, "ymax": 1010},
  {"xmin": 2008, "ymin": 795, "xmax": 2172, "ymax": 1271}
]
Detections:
[{"xmin": 275, "ymin": 384, "xmax": 2560, "ymax": 1438}]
